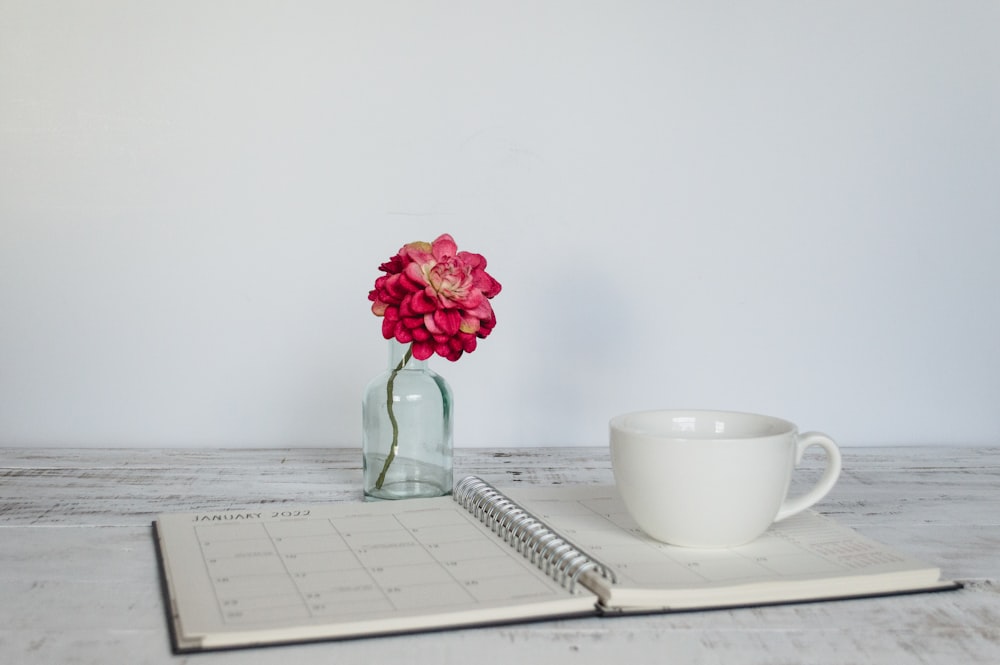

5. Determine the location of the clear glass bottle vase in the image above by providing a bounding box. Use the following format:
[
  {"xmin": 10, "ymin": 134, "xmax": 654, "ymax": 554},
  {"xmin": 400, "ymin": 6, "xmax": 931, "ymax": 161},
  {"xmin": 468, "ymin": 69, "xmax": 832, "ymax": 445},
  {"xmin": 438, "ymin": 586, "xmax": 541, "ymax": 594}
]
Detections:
[{"xmin": 362, "ymin": 340, "xmax": 454, "ymax": 500}]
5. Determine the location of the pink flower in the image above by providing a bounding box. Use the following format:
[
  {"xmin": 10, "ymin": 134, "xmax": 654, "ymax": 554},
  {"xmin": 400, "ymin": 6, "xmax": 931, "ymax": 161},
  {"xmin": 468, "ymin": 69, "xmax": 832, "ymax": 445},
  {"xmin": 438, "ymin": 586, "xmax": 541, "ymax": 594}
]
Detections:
[{"xmin": 369, "ymin": 234, "xmax": 502, "ymax": 361}]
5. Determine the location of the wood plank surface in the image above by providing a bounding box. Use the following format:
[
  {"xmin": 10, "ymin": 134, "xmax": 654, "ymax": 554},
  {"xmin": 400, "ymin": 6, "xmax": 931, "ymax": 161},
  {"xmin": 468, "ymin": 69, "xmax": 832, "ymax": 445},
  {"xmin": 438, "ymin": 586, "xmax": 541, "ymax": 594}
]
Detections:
[{"xmin": 1, "ymin": 446, "xmax": 998, "ymax": 664}]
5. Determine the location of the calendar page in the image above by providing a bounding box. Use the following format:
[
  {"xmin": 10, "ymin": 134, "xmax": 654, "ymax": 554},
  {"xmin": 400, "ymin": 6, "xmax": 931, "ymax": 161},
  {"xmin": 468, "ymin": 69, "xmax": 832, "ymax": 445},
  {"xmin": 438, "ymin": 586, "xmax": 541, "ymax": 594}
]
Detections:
[
  {"xmin": 503, "ymin": 485, "xmax": 950, "ymax": 610},
  {"xmin": 155, "ymin": 496, "xmax": 595, "ymax": 651}
]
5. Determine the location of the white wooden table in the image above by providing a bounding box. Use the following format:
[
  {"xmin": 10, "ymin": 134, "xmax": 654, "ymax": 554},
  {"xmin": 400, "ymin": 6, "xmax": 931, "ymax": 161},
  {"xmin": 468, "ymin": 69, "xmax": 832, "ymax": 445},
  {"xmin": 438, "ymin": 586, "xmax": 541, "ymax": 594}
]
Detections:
[{"xmin": 2, "ymin": 446, "xmax": 998, "ymax": 664}]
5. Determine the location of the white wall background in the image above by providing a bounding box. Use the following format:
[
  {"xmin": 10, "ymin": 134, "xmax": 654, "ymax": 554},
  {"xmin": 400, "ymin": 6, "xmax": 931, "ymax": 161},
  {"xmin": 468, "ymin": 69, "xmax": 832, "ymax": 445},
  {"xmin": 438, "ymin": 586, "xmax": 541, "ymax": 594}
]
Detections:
[{"xmin": 2, "ymin": 1, "xmax": 998, "ymax": 448}]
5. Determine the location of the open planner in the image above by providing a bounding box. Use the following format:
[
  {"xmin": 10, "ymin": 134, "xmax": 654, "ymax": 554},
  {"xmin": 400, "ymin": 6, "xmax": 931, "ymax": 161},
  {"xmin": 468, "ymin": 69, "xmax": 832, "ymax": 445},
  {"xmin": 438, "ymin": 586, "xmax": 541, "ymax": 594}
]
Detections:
[{"xmin": 153, "ymin": 476, "xmax": 958, "ymax": 652}]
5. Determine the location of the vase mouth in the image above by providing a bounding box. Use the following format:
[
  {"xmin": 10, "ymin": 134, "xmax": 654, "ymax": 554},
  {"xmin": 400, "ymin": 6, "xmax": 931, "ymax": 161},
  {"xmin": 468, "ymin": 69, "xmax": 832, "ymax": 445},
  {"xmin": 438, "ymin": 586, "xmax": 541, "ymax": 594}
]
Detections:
[{"xmin": 387, "ymin": 339, "xmax": 426, "ymax": 367}]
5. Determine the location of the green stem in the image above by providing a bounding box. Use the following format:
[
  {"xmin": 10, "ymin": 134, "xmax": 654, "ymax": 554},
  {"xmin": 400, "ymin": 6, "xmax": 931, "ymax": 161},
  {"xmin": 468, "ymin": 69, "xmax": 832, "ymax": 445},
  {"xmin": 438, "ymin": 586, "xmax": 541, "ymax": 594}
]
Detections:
[{"xmin": 375, "ymin": 344, "xmax": 413, "ymax": 489}]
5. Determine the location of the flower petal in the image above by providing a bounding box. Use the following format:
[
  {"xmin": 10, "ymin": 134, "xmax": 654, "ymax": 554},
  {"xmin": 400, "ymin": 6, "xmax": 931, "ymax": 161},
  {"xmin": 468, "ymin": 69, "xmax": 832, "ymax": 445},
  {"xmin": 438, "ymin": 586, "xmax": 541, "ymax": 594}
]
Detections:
[
  {"xmin": 411, "ymin": 341, "xmax": 434, "ymax": 360},
  {"xmin": 431, "ymin": 234, "xmax": 458, "ymax": 260},
  {"xmin": 432, "ymin": 309, "xmax": 461, "ymax": 336}
]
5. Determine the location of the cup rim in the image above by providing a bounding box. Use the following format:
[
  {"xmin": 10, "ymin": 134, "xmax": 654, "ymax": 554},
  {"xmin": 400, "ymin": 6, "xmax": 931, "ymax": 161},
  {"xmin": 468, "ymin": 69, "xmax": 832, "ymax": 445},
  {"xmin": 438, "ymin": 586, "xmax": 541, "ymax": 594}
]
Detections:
[{"xmin": 609, "ymin": 409, "xmax": 797, "ymax": 440}]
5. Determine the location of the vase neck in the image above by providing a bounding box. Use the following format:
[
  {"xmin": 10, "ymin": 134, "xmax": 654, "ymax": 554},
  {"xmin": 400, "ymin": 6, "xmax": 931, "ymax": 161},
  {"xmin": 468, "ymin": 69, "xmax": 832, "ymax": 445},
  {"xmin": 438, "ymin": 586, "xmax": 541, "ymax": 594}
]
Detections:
[{"xmin": 388, "ymin": 339, "xmax": 427, "ymax": 370}]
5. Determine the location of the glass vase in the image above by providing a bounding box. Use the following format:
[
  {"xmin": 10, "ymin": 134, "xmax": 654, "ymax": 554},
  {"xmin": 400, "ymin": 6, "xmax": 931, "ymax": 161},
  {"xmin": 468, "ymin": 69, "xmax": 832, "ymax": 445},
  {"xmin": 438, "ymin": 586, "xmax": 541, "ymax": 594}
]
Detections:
[{"xmin": 362, "ymin": 340, "xmax": 454, "ymax": 500}]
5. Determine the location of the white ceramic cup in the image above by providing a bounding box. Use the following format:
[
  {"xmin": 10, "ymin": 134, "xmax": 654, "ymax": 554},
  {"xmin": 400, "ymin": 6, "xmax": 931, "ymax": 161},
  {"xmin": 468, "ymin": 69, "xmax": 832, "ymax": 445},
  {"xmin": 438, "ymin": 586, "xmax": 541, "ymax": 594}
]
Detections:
[{"xmin": 609, "ymin": 409, "xmax": 842, "ymax": 548}]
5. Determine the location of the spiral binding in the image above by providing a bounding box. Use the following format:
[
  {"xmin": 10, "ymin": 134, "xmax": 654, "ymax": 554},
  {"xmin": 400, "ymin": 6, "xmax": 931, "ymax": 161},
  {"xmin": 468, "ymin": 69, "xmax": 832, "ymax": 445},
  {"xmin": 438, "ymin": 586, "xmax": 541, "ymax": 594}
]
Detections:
[{"xmin": 453, "ymin": 476, "xmax": 616, "ymax": 593}]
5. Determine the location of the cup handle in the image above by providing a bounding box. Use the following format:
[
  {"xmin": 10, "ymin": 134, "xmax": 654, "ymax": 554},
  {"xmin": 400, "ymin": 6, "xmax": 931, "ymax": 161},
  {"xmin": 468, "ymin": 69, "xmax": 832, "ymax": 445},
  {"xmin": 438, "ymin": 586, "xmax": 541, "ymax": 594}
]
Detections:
[{"xmin": 774, "ymin": 431, "xmax": 842, "ymax": 522}]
